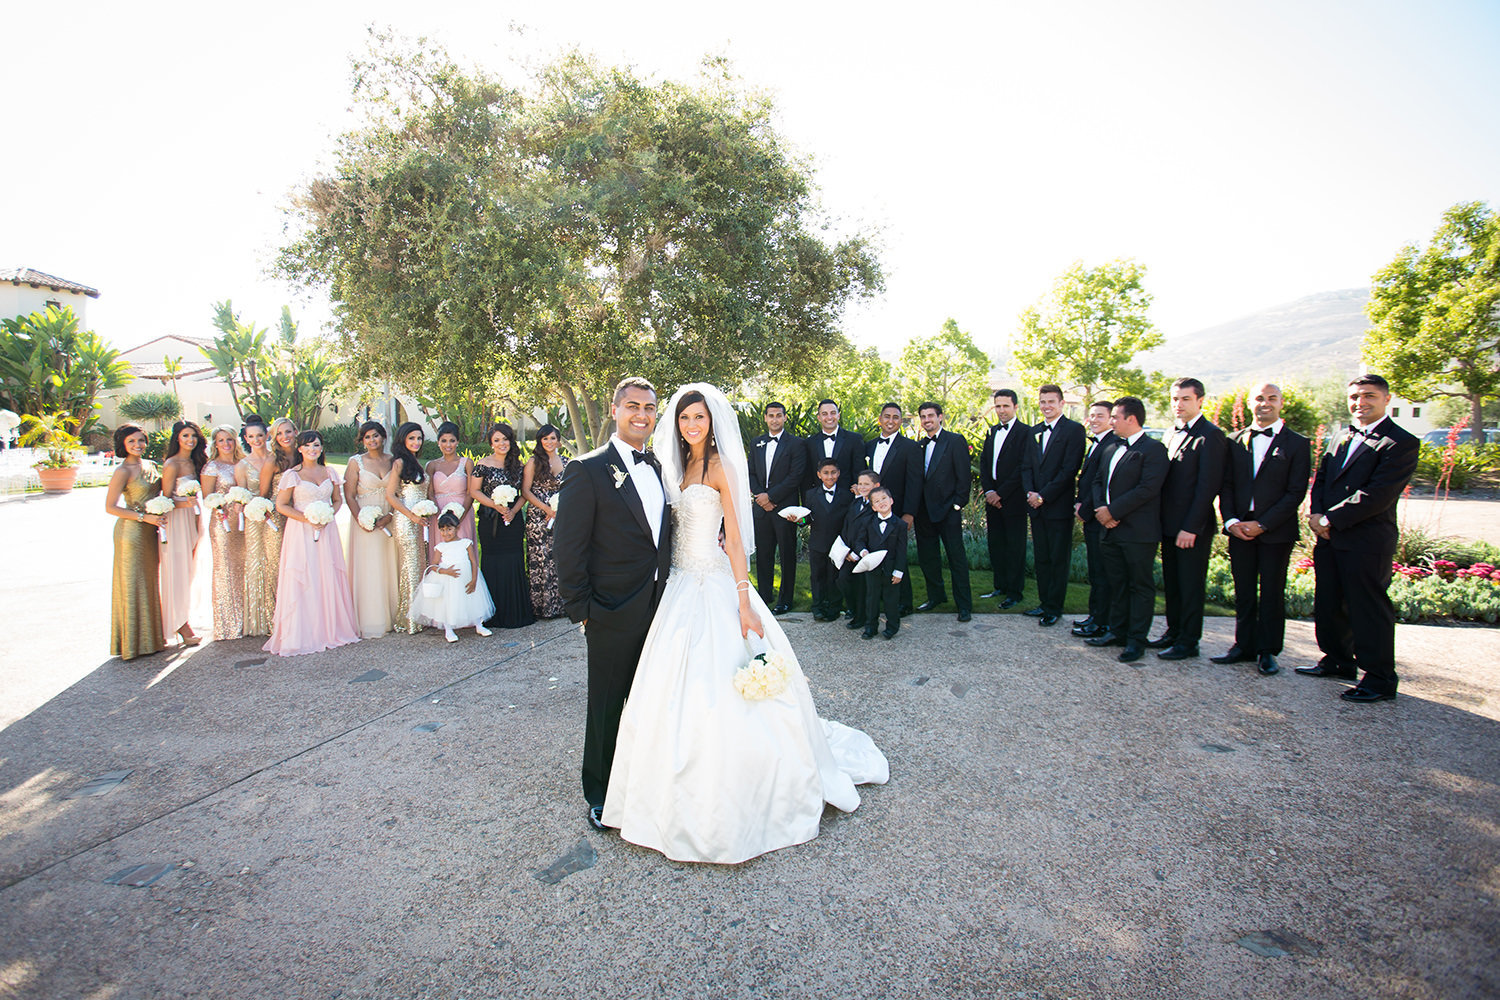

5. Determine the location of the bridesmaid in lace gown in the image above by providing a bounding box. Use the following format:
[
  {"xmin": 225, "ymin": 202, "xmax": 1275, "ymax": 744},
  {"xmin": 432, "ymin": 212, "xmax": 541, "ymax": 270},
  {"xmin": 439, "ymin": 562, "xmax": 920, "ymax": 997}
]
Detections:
[
  {"xmin": 522, "ymin": 423, "xmax": 568, "ymax": 618},
  {"xmin": 426, "ymin": 421, "xmax": 475, "ymax": 565},
  {"xmin": 384, "ymin": 422, "xmax": 429, "ymax": 634},
  {"xmin": 264, "ymin": 430, "xmax": 360, "ymax": 656},
  {"xmin": 159, "ymin": 420, "xmax": 206, "ymax": 647},
  {"xmin": 201, "ymin": 425, "xmax": 246, "ymax": 640},
  {"xmin": 237, "ymin": 418, "xmax": 276, "ymax": 636},
  {"xmin": 104, "ymin": 424, "xmax": 167, "ymax": 660},
  {"xmin": 470, "ymin": 422, "xmax": 535, "ymax": 629},
  {"xmin": 343, "ymin": 421, "xmax": 398, "ymax": 638},
  {"xmin": 264, "ymin": 417, "xmax": 299, "ymax": 610}
]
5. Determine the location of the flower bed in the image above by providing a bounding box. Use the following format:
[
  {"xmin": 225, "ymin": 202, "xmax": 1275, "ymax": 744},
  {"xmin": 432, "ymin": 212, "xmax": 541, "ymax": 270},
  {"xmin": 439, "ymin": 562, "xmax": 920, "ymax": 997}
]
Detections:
[{"xmin": 1206, "ymin": 555, "xmax": 1500, "ymax": 625}]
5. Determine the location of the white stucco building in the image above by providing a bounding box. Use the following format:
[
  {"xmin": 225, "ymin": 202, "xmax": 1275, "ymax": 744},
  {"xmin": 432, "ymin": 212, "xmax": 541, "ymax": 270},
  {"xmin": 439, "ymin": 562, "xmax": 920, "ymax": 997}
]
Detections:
[{"xmin": 1, "ymin": 267, "xmax": 99, "ymax": 329}]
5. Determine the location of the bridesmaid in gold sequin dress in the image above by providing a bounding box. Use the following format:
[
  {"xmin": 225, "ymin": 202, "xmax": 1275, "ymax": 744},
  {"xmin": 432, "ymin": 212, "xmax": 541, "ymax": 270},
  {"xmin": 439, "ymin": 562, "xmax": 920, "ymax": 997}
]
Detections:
[
  {"xmin": 237, "ymin": 419, "xmax": 276, "ymax": 636},
  {"xmin": 202, "ymin": 425, "xmax": 246, "ymax": 640},
  {"xmin": 344, "ymin": 421, "xmax": 398, "ymax": 637},
  {"xmin": 384, "ymin": 422, "xmax": 429, "ymax": 634},
  {"xmin": 265, "ymin": 417, "xmax": 299, "ymax": 607},
  {"xmin": 104, "ymin": 424, "xmax": 167, "ymax": 660},
  {"xmin": 522, "ymin": 423, "xmax": 568, "ymax": 618}
]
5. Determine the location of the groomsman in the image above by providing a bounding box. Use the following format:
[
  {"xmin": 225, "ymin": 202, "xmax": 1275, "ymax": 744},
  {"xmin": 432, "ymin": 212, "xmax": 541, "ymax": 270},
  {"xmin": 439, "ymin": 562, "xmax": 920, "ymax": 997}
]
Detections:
[
  {"xmin": 749, "ymin": 401, "xmax": 806, "ymax": 615},
  {"xmin": 914, "ymin": 401, "xmax": 973, "ymax": 621},
  {"xmin": 1213, "ymin": 383, "xmax": 1310, "ymax": 676},
  {"xmin": 977, "ymin": 389, "xmax": 1030, "ymax": 609},
  {"xmin": 1085, "ymin": 397, "xmax": 1169, "ymax": 663},
  {"xmin": 1296, "ymin": 374, "xmax": 1419, "ymax": 702},
  {"xmin": 1151, "ymin": 377, "xmax": 1227, "ymax": 660},
  {"xmin": 1072, "ymin": 400, "xmax": 1116, "ymax": 638},
  {"xmin": 866, "ymin": 401, "xmax": 922, "ymax": 614},
  {"xmin": 1021, "ymin": 384, "xmax": 1086, "ymax": 626},
  {"xmin": 803, "ymin": 399, "xmax": 866, "ymax": 494}
]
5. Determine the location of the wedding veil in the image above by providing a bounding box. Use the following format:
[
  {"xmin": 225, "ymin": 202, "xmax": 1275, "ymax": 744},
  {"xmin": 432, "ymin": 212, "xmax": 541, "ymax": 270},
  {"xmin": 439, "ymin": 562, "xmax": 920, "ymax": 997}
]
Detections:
[{"xmin": 652, "ymin": 382, "xmax": 756, "ymax": 560}]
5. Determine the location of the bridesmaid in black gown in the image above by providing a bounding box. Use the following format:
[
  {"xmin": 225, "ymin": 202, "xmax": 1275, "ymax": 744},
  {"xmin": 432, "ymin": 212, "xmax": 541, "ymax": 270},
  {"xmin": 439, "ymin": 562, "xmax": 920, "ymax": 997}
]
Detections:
[{"xmin": 470, "ymin": 422, "xmax": 536, "ymax": 629}]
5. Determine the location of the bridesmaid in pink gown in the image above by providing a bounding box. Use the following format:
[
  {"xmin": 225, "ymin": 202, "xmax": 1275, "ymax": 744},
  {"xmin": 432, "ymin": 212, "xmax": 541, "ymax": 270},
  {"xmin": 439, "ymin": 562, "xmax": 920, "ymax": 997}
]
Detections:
[
  {"xmin": 425, "ymin": 421, "xmax": 476, "ymax": 565},
  {"xmin": 264, "ymin": 429, "xmax": 360, "ymax": 657},
  {"xmin": 159, "ymin": 420, "xmax": 206, "ymax": 647}
]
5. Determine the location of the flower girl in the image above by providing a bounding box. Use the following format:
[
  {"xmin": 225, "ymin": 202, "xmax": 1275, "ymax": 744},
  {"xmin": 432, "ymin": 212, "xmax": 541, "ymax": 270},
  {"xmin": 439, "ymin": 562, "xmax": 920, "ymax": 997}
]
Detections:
[{"xmin": 409, "ymin": 510, "xmax": 495, "ymax": 642}]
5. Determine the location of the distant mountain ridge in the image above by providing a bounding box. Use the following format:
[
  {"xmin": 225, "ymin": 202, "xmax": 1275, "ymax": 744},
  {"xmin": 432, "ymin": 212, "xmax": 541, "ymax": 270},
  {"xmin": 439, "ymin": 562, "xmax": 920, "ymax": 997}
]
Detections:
[{"xmin": 1143, "ymin": 288, "xmax": 1370, "ymax": 388}]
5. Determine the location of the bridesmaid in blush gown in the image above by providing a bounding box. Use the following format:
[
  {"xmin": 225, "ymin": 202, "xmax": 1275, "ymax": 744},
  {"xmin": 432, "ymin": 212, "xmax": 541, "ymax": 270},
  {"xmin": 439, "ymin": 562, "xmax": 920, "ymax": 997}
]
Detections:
[
  {"xmin": 470, "ymin": 422, "xmax": 535, "ymax": 629},
  {"xmin": 104, "ymin": 423, "xmax": 167, "ymax": 660},
  {"xmin": 237, "ymin": 418, "xmax": 276, "ymax": 636},
  {"xmin": 426, "ymin": 420, "xmax": 475, "ymax": 565},
  {"xmin": 201, "ymin": 425, "xmax": 245, "ymax": 640},
  {"xmin": 343, "ymin": 420, "xmax": 398, "ymax": 637},
  {"xmin": 264, "ymin": 430, "xmax": 360, "ymax": 656},
  {"xmin": 384, "ymin": 422, "xmax": 429, "ymax": 634},
  {"xmin": 159, "ymin": 420, "xmax": 206, "ymax": 647},
  {"xmin": 522, "ymin": 423, "xmax": 568, "ymax": 618}
]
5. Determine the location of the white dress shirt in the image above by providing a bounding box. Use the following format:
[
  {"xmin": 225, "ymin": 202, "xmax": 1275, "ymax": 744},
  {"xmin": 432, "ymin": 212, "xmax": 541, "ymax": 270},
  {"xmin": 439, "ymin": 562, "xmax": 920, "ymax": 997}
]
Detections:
[
  {"xmin": 989, "ymin": 423, "xmax": 1012, "ymax": 481},
  {"xmin": 872, "ymin": 435, "xmax": 895, "ymax": 474},
  {"xmin": 764, "ymin": 433, "xmax": 782, "ymax": 484},
  {"xmin": 610, "ymin": 436, "xmax": 663, "ymax": 547}
]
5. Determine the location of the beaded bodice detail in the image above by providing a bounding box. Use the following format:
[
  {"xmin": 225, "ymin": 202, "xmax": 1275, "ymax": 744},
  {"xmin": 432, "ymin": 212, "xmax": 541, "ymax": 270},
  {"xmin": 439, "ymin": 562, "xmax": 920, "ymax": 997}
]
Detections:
[{"xmin": 671, "ymin": 483, "xmax": 730, "ymax": 579}]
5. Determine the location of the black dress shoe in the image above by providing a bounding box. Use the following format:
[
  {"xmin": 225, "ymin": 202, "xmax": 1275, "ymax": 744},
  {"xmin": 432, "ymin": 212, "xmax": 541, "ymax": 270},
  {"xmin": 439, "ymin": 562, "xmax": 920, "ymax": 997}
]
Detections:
[
  {"xmin": 1038, "ymin": 613, "xmax": 1060, "ymax": 626},
  {"xmin": 861, "ymin": 627, "xmax": 877, "ymax": 640},
  {"xmin": 881, "ymin": 629, "xmax": 898, "ymax": 640},
  {"xmin": 771, "ymin": 604, "xmax": 791, "ymax": 615},
  {"xmin": 1210, "ymin": 645, "xmax": 1255, "ymax": 664},
  {"xmin": 588, "ymin": 805, "xmax": 607, "ymax": 831},
  {"xmin": 979, "ymin": 589, "xmax": 1004, "ymax": 600},
  {"xmin": 1258, "ymin": 654, "xmax": 1280, "ymax": 675},
  {"xmin": 1156, "ymin": 645, "xmax": 1199, "ymax": 661},
  {"xmin": 957, "ymin": 611, "xmax": 972, "ymax": 623},
  {"xmin": 1341, "ymin": 686, "xmax": 1395, "ymax": 703},
  {"xmin": 1085, "ymin": 632, "xmax": 1124, "ymax": 647},
  {"xmin": 1118, "ymin": 644, "xmax": 1145, "ymax": 663},
  {"xmin": 899, "ymin": 605, "xmax": 913, "ymax": 616},
  {"xmin": 915, "ymin": 599, "xmax": 943, "ymax": 612},
  {"xmin": 1072, "ymin": 623, "xmax": 1102, "ymax": 638},
  {"xmin": 1071, "ymin": 616, "xmax": 1094, "ymax": 629},
  {"xmin": 1144, "ymin": 634, "xmax": 1176, "ymax": 649},
  {"xmin": 1023, "ymin": 606, "xmax": 1045, "ymax": 617},
  {"xmin": 845, "ymin": 618, "xmax": 865, "ymax": 630},
  {"xmin": 998, "ymin": 597, "xmax": 1020, "ymax": 610},
  {"xmin": 1294, "ymin": 662, "xmax": 1358, "ymax": 680}
]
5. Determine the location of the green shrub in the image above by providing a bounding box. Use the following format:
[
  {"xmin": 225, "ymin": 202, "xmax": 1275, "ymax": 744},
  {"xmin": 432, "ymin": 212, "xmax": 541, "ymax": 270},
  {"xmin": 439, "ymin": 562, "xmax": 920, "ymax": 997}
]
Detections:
[
  {"xmin": 1412, "ymin": 441, "xmax": 1500, "ymax": 491},
  {"xmin": 116, "ymin": 391, "xmax": 182, "ymax": 429}
]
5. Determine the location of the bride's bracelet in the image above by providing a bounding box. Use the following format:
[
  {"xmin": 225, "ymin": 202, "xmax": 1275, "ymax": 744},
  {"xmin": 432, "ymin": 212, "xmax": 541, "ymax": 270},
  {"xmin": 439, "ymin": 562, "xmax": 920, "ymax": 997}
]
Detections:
[{"xmin": 734, "ymin": 580, "xmax": 751, "ymax": 592}]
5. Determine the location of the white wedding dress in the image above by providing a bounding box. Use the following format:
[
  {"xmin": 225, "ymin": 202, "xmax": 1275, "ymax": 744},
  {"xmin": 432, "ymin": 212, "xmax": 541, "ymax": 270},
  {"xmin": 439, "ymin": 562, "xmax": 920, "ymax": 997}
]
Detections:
[{"xmin": 602, "ymin": 482, "xmax": 889, "ymax": 864}]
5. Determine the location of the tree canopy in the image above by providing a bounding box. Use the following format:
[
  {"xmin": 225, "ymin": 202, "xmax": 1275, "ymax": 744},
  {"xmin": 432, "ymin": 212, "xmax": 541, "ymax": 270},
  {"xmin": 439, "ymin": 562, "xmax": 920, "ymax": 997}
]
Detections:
[
  {"xmin": 278, "ymin": 34, "xmax": 882, "ymax": 453},
  {"xmin": 0, "ymin": 305, "xmax": 129, "ymax": 434},
  {"xmin": 1364, "ymin": 201, "xmax": 1499, "ymax": 444},
  {"xmin": 896, "ymin": 318, "xmax": 992, "ymax": 427}
]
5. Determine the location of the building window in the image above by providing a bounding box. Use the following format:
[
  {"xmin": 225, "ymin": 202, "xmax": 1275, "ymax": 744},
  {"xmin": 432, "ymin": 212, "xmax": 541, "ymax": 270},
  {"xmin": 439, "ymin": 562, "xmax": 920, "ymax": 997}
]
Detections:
[
  {"xmin": 1412, "ymin": 407, "xmax": 1421, "ymax": 417},
  {"xmin": 1392, "ymin": 407, "xmax": 1400, "ymax": 417}
]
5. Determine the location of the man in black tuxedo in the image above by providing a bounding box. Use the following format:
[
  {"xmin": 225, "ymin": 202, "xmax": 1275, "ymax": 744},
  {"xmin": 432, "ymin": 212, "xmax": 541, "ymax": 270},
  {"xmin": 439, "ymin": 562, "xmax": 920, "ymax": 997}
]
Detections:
[
  {"xmin": 554, "ymin": 376, "xmax": 673, "ymax": 831},
  {"xmin": 914, "ymin": 401, "xmax": 973, "ymax": 621},
  {"xmin": 866, "ymin": 402, "xmax": 922, "ymax": 613},
  {"xmin": 1213, "ymin": 383, "xmax": 1310, "ymax": 676},
  {"xmin": 803, "ymin": 398, "xmax": 866, "ymax": 495},
  {"xmin": 977, "ymin": 389, "xmax": 1029, "ymax": 609},
  {"xmin": 1085, "ymin": 396, "xmax": 1169, "ymax": 663},
  {"xmin": 1021, "ymin": 383, "xmax": 1086, "ymax": 626},
  {"xmin": 854, "ymin": 486, "xmax": 909, "ymax": 639},
  {"xmin": 804, "ymin": 457, "xmax": 852, "ymax": 621},
  {"xmin": 1071, "ymin": 400, "xmax": 1115, "ymax": 638},
  {"xmin": 749, "ymin": 401, "xmax": 807, "ymax": 615},
  {"xmin": 1295, "ymin": 374, "xmax": 1419, "ymax": 702},
  {"xmin": 839, "ymin": 469, "xmax": 880, "ymax": 630},
  {"xmin": 1151, "ymin": 377, "xmax": 1227, "ymax": 661}
]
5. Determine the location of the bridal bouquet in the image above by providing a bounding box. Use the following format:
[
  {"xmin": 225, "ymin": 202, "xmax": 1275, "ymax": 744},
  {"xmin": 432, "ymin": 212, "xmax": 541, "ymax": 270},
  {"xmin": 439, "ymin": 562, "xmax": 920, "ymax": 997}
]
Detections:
[
  {"xmin": 304, "ymin": 501, "xmax": 336, "ymax": 541},
  {"xmin": 244, "ymin": 496, "xmax": 277, "ymax": 531},
  {"xmin": 733, "ymin": 649, "xmax": 790, "ymax": 701},
  {"xmin": 491, "ymin": 483, "xmax": 518, "ymax": 507},
  {"xmin": 202, "ymin": 491, "xmax": 231, "ymax": 532},
  {"xmin": 357, "ymin": 504, "xmax": 392, "ymax": 536},
  {"xmin": 177, "ymin": 479, "xmax": 202, "ymax": 516},
  {"xmin": 144, "ymin": 496, "xmax": 175, "ymax": 543},
  {"xmin": 409, "ymin": 498, "xmax": 439, "ymax": 541},
  {"xmin": 225, "ymin": 485, "xmax": 254, "ymax": 530}
]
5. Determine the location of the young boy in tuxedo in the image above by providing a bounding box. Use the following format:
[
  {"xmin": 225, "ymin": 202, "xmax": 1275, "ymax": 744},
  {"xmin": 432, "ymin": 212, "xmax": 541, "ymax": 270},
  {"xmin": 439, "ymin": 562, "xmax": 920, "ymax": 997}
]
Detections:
[
  {"xmin": 857, "ymin": 486, "xmax": 909, "ymax": 640},
  {"xmin": 840, "ymin": 469, "xmax": 880, "ymax": 630},
  {"xmin": 805, "ymin": 457, "xmax": 852, "ymax": 621}
]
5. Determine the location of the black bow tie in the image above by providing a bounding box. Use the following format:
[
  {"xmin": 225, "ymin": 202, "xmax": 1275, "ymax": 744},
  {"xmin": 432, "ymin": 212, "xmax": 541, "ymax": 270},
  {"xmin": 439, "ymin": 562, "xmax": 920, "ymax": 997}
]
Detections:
[
  {"xmin": 631, "ymin": 450, "xmax": 658, "ymax": 470},
  {"xmin": 997, "ymin": 422, "xmax": 1009, "ymax": 432},
  {"xmin": 926, "ymin": 436, "xmax": 937, "ymax": 445},
  {"xmin": 1348, "ymin": 425, "xmax": 1376, "ymax": 440},
  {"xmin": 823, "ymin": 433, "xmax": 837, "ymax": 441},
  {"xmin": 1250, "ymin": 427, "xmax": 1274, "ymax": 438},
  {"xmin": 1087, "ymin": 435, "xmax": 1098, "ymax": 444}
]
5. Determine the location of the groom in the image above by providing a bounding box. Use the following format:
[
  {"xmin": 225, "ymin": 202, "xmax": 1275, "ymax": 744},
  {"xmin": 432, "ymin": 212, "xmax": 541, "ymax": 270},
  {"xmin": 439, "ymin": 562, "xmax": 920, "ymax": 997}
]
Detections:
[{"xmin": 554, "ymin": 376, "xmax": 674, "ymax": 831}]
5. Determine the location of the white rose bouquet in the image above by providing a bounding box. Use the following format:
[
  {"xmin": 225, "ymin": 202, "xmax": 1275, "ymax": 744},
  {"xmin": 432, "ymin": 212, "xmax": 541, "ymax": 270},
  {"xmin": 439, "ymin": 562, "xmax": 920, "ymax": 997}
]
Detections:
[
  {"xmin": 244, "ymin": 496, "xmax": 277, "ymax": 531},
  {"xmin": 144, "ymin": 496, "xmax": 175, "ymax": 543},
  {"xmin": 491, "ymin": 483, "xmax": 518, "ymax": 506},
  {"xmin": 441, "ymin": 501, "xmax": 467, "ymax": 520},
  {"xmin": 358, "ymin": 504, "xmax": 392, "ymax": 536},
  {"xmin": 547, "ymin": 491, "xmax": 560, "ymax": 531},
  {"xmin": 303, "ymin": 500, "xmax": 336, "ymax": 541},
  {"xmin": 177, "ymin": 479, "xmax": 202, "ymax": 515},
  {"xmin": 733, "ymin": 649, "xmax": 790, "ymax": 701},
  {"xmin": 225, "ymin": 485, "xmax": 254, "ymax": 530},
  {"xmin": 409, "ymin": 498, "xmax": 439, "ymax": 542},
  {"xmin": 203, "ymin": 491, "xmax": 231, "ymax": 532}
]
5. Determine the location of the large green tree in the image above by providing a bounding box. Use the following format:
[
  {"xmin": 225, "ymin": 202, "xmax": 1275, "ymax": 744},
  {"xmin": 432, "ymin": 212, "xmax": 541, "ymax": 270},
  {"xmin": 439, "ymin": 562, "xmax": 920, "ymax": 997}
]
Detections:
[
  {"xmin": 0, "ymin": 305, "xmax": 129, "ymax": 433},
  {"xmin": 278, "ymin": 35, "xmax": 882, "ymax": 454},
  {"xmin": 1364, "ymin": 201, "xmax": 1499, "ymax": 445},
  {"xmin": 895, "ymin": 318, "xmax": 992, "ymax": 427},
  {"xmin": 1010, "ymin": 258, "xmax": 1163, "ymax": 405},
  {"xmin": 203, "ymin": 301, "xmax": 342, "ymax": 428}
]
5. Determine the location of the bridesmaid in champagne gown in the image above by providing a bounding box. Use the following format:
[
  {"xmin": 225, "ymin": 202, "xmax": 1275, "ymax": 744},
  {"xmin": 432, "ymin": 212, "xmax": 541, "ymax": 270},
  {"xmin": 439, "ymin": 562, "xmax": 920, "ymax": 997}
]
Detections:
[
  {"xmin": 264, "ymin": 430, "xmax": 360, "ymax": 656},
  {"xmin": 384, "ymin": 422, "xmax": 430, "ymax": 634},
  {"xmin": 426, "ymin": 421, "xmax": 475, "ymax": 565},
  {"xmin": 470, "ymin": 422, "xmax": 535, "ymax": 629},
  {"xmin": 522, "ymin": 424, "xmax": 568, "ymax": 618},
  {"xmin": 201, "ymin": 425, "xmax": 245, "ymax": 640},
  {"xmin": 104, "ymin": 424, "xmax": 166, "ymax": 660},
  {"xmin": 237, "ymin": 418, "xmax": 276, "ymax": 636},
  {"xmin": 264, "ymin": 417, "xmax": 299, "ymax": 610},
  {"xmin": 343, "ymin": 420, "xmax": 398, "ymax": 638},
  {"xmin": 159, "ymin": 420, "xmax": 206, "ymax": 646}
]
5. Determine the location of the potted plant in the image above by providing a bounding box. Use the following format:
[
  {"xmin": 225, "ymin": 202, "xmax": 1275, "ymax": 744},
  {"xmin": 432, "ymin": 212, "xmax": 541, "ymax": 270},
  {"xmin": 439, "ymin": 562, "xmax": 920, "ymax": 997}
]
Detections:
[{"xmin": 20, "ymin": 411, "xmax": 84, "ymax": 493}]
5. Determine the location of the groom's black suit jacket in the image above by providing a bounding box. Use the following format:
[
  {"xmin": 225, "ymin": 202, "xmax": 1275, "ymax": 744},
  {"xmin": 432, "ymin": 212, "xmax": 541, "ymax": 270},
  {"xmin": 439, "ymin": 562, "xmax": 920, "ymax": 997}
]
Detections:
[{"xmin": 554, "ymin": 443, "xmax": 673, "ymax": 631}]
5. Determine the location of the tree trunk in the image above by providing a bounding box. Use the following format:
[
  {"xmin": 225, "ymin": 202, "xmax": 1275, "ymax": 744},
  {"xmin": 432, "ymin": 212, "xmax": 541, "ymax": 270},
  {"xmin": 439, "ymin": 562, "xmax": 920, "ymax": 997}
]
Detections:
[
  {"xmin": 1473, "ymin": 394, "xmax": 1487, "ymax": 447},
  {"xmin": 582, "ymin": 392, "xmax": 606, "ymax": 449},
  {"xmin": 559, "ymin": 384, "xmax": 590, "ymax": 456}
]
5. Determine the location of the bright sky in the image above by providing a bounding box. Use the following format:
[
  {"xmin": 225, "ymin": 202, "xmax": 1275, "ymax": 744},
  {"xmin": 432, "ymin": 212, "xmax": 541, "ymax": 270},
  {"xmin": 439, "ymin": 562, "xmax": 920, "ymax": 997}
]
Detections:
[{"xmin": 4, "ymin": 0, "xmax": 1497, "ymax": 364}]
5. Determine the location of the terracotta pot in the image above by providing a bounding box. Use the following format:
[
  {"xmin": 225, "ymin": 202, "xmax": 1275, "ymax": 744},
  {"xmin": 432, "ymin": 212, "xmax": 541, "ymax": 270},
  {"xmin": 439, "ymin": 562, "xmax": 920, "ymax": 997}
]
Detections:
[{"xmin": 36, "ymin": 466, "xmax": 79, "ymax": 494}]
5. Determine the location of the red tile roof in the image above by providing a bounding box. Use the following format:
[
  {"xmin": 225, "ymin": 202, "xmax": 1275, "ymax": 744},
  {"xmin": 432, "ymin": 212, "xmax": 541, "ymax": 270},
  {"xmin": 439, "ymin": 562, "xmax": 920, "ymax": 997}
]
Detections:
[{"xmin": 1, "ymin": 267, "xmax": 101, "ymax": 298}]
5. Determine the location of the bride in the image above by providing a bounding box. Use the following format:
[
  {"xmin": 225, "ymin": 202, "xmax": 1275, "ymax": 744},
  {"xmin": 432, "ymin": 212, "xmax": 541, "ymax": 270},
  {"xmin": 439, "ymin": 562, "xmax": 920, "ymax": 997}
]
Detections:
[{"xmin": 602, "ymin": 383, "xmax": 889, "ymax": 864}]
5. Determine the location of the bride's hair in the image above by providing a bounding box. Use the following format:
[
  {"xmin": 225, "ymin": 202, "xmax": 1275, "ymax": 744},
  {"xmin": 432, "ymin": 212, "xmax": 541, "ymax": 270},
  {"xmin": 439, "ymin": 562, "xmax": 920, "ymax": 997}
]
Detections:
[{"xmin": 674, "ymin": 390, "xmax": 716, "ymax": 484}]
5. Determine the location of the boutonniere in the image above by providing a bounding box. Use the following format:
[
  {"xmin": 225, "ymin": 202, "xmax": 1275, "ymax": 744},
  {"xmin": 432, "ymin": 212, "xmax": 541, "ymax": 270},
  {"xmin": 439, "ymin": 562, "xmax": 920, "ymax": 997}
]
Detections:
[
  {"xmin": 610, "ymin": 465, "xmax": 628, "ymax": 489},
  {"xmin": 755, "ymin": 440, "xmax": 767, "ymax": 448}
]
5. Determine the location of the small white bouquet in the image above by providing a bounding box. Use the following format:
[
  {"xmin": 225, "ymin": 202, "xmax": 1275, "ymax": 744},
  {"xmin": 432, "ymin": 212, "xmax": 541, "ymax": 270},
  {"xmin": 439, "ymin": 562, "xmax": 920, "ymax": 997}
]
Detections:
[
  {"xmin": 244, "ymin": 496, "xmax": 277, "ymax": 531},
  {"xmin": 733, "ymin": 649, "xmax": 790, "ymax": 702},
  {"xmin": 547, "ymin": 491, "xmax": 560, "ymax": 531},
  {"xmin": 144, "ymin": 496, "xmax": 175, "ymax": 543},
  {"xmin": 303, "ymin": 500, "xmax": 336, "ymax": 541},
  {"xmin": 358, "ymin": 504, "xmax": 392, "ymax": 536},
  {"xmin": 491, "ymin": 483, "xmax": 518, "ymax": 507},
  {"xmin": 441, "ymin": 501, "xmax": 467, "ymax": 520},
  {"xmin": 177, "ymin": 478, "xmax": 202, "ymax": 515},
  {"xmin": 409, "ymin": 498, "xmax": 439, "ymax": 541},
  {"xmin": 203, "ymin": 491, "xmax": 231, "ymax": 532},
  {"xmin": 225, "ymin": 485, "xmax": 254, "ymax": 530}
]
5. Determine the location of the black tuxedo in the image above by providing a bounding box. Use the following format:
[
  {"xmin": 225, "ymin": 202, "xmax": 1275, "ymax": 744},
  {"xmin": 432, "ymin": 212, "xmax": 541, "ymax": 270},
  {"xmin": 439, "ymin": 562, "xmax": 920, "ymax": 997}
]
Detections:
[
  {"xmin": 749, "ymin": 432, "xmax": 807, "ymax": 608},
  {"xmin": 838, "ymin": 496, "xmax": 875, "ymax": 625},
  {"xmin": 915, "ymin": 429, "xmax": 972, "ymax": 613},
  {"xmin": 1158, "ymin": 416, "xmax": 1228, "ymax": 648},
  {"xmin": 853, "ymin": 514, "xmax": 909, "ymax": 633},
  {"xmin": 977, "ymin": 420, "xmax": 1030, "ymax": 601},
  {"xmin": 1075, "ymin": 431, "xmax": 1116, "ymax": 625},
  {"xmin": 1308, "ymin": 417, "xmax": 1419, "ymax": 694},
  {"xmin": 1021, "ymin": 416, "xmax": 1086, "ymax": 615},
  {"xmin": 866, "ymin": 432, "xmax": 921, "ymax": 610},
  {"xmin": 1090, "ymin": 433, "xmax": 1169, "ymax": 643},
  {"xmin": 805, "ymin": 481, "xmax": 853, "ymax": 616},
  {"xmin": 554, "ymin": 441, "xmax": 673, "ymax": 808},
  {"xmin": 803, "ymin": 427, "xmax": 867, "ymax": 494},
  {"xmin": 1220, "ymin": 424, "xmax": 1310, "ymax": 657}
]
